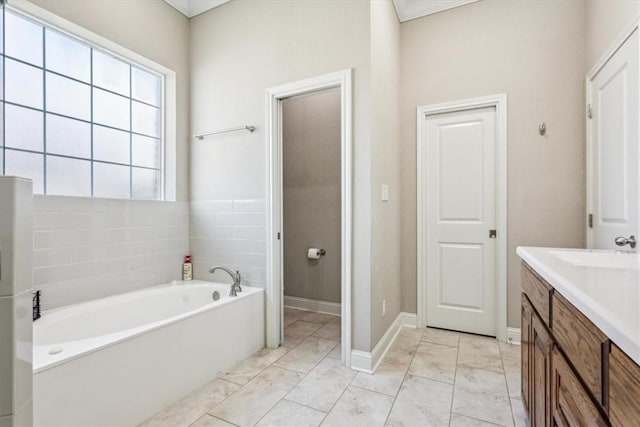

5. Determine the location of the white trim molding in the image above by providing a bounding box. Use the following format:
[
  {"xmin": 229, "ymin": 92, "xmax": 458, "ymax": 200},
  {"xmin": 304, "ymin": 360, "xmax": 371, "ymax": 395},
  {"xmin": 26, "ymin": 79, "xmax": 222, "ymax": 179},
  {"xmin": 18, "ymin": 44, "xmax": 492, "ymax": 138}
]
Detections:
[
  {"xmin": 507, "ymin": 327, "xmax": 521, "ymax": 345},
  {"xmin": 283, "ymin": 296, "xmax": 341, "ymax": 316},
  {"xmin": 416, "ymin": 94, "xmax": 508, "ymax": 342},
  {"xmin": 265, "ymin": 69, "xmax": 353, "ymax": 367},
  {"xmin": 397, "ymin": 312, "xmax": 418, "ymax": 328},
  {"xmin": 350, "ymin": 350, "xmax": 374, "ymax": 373},
  {"xmin": 350, "ymin": 312, "xmax": 417, "ymax": 373}
]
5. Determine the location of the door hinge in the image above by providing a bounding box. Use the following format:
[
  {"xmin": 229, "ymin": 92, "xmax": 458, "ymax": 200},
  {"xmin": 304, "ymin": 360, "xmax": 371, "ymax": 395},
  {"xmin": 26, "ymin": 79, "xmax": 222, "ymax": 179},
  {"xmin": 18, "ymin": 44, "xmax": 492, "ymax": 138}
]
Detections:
[
  {"xmin": 277, "ymin": 232, "xmax": 281, "ymax": 240},
  {"xmin": 588, "ymin": 104, "xmax": 593, "ymax": 119},
  {"xmin": 489, "ymin": 229, "xmax": 497, "ymax": 239},
  {"xmin": 588, "ymin": 214, "xmax": 593, "ymax": 228}
]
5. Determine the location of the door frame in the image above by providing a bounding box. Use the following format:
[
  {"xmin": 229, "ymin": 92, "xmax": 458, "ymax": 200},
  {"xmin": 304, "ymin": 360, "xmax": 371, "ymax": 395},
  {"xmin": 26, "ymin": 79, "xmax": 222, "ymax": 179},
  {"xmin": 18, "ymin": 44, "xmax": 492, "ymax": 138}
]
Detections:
[
  {"xmin": 416, "ymin": 94, "xmax": 508, "ymax": 341},
  {"xmin": 265, "ymin": 69, "xmax": 353, "ymax": 366},
  {"xmin": 586, "ymin": 18, "xmax": 640, "ymax": 249}
]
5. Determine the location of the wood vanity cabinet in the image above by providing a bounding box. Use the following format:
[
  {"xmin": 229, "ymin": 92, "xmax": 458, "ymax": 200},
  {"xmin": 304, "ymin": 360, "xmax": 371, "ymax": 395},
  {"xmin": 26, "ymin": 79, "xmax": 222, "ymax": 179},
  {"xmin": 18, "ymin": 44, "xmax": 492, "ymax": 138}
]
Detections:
[
  {"xmin": 551, "ymin": 292, "xmax": 608, "ymax": 405},
  {"xmin": 521, "ymin": 266, "xmax": 554, "ymax": 427},
  {"xmin": 609, "ymin": 344, "xmax": 640, "ymax": 426},
  {"xmin": 521, "ymin": 263, "xmax": 619, "ymax": 427},
  {"xmin": 551, "ymin": 347, "xmax": 607, "ymax": 427},
  {"xmin": 532, "ymin": 312, "xmax": 553, "ymax": 427}
]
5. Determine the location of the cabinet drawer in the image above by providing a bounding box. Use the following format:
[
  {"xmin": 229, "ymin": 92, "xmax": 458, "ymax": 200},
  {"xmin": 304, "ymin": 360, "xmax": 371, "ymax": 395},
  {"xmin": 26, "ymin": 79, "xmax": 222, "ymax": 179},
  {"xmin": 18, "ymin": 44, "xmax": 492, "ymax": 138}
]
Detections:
[
  {"xmin": 551, "ymin": 347, "xmax": 607, "ymax": 427},
  {"xmin": 522, "ymin": 263, "xmax": 552, "ymax": 326},
  {"xmin": 552, "ymin": 292, "xmax": 608, "ymax": 405},
  {"xmin": 610, "ymin": 344, "xmax": 640, "ymax": 426}
]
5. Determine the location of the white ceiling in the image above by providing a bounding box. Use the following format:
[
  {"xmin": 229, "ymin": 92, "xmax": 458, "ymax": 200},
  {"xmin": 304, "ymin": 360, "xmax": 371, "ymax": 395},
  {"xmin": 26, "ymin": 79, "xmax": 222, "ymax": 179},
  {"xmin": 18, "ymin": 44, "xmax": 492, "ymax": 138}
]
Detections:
[
  {"xmin": 392, "ymin": 0, "xmax": 479, "ymax": 22},
  {"xmin": 165, "ymin": 0, "xmax": 479, "ymax": 22},
  {"xmin": 164, "ymin": 0, "xmax": 231, "ymax": 18}
]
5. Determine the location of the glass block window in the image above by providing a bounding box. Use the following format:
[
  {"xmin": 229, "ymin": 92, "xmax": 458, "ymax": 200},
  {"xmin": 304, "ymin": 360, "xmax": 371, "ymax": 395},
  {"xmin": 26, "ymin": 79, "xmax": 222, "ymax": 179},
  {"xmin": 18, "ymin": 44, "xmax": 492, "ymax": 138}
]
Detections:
[{"xmin": 0, "ymin": 10, "xmax": 164, "ymax": 199}]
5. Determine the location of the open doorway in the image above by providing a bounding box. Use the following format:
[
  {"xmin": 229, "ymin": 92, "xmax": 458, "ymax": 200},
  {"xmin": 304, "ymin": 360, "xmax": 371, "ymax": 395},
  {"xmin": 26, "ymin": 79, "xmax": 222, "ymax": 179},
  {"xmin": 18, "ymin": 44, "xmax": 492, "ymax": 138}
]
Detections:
[
  {"xmin": 281, "ymin": 88, "xmax": 342, "ymax": 342},
  {"xmin": 266, "ymin": 70, "xmax": 352, "ymax": 367}
]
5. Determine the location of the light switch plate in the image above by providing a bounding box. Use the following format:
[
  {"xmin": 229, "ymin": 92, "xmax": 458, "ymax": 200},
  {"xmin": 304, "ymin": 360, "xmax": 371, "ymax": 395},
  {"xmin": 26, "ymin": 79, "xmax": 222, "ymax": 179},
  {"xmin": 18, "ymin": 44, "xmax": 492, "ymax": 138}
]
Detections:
[{"xmin": 381, "ymin": 185, "xmax": 389, "ymax": 202}]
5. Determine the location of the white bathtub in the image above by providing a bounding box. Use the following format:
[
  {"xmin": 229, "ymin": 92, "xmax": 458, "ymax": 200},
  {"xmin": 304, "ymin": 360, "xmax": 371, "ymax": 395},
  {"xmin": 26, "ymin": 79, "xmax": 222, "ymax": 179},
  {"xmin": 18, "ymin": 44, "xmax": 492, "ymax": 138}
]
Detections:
[{"xmin": 33, "ymin": 280, "xmax": 265, "ymax": 427}]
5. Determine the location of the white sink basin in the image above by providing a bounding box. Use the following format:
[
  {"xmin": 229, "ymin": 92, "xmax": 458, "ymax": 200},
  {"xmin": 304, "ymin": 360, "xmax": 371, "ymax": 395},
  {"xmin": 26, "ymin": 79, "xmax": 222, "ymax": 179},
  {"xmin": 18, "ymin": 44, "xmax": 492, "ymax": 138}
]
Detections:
[{"xmin": 550, "ymin": 250, "xmax": 640, "ymax": 269}]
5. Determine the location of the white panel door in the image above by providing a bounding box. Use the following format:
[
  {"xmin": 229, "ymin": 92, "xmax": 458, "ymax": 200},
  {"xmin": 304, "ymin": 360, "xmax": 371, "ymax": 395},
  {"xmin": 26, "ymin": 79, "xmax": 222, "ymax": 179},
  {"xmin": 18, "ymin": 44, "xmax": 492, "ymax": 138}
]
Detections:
[
  {"xmin": 424, "ymin": 107, "xmax": 497, "ymax": 336},
  {"xmin": 589, "ymin": 29, "xmax": 639, "ymax": 250}
]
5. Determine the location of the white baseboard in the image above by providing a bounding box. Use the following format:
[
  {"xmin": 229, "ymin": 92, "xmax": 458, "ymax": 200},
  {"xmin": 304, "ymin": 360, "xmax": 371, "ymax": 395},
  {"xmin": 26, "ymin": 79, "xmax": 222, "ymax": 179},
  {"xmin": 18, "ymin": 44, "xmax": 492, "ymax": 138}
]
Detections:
[
  {"xmin": 507, "ymin": 327, "xmax": 521, "ymax": 345},
  {"xmin": 284, "ymin": 296, "xmax": 341, "ymax": 316},
  {"xmin": 350, "ymin": 312, "xmax": 418, "ymax": 373},
  {"xmin": 397, "ymin": 312, "xmax": 418, "ymax": 328},
  {"xmin": 350, "ymin": 350, "xmax": 372, "ymax": 373}
]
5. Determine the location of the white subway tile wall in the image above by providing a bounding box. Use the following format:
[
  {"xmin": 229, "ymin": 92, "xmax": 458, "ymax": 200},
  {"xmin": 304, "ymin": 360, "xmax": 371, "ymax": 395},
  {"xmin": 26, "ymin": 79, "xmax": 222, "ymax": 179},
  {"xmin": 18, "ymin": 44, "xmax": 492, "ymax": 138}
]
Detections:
[
  {"xmin": 33, "ymin": 196, "xmax": 189, "ymax": 310},
  {"xmin": 190, "ymin": 199, "xmax": 266, "ymax": 288}
]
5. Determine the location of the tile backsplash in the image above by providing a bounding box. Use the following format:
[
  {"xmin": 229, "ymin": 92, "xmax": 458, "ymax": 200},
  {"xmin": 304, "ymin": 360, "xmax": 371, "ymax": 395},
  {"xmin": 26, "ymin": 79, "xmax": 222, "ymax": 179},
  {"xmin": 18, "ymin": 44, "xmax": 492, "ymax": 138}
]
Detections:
[
  {"xmin": 33, "ymin": 196, "xmax": 189, "ymax": 310},
  {"xmin": 31, "ymin": 196, "xmax": 264, "ymax": 309},
  {"xmin": 190, "ymin": 199, "xmax": 266, "ymax": 289}
]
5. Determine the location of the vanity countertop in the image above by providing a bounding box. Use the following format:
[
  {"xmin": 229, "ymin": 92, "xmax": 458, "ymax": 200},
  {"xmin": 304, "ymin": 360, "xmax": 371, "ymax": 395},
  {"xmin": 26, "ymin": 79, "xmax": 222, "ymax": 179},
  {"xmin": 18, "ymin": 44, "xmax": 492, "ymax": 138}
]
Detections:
[{"xmin": 517, "ymin": 246, "xmax": 640, "ymax": 364}]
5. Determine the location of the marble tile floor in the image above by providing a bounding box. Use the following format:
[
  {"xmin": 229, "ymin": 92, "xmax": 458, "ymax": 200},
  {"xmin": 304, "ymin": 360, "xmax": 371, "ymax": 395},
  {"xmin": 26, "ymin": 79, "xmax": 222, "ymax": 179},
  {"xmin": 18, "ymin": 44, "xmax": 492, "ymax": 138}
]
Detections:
[{"xmin": 141, "ymin": 308, "xmax": 526, "ymax": 427}]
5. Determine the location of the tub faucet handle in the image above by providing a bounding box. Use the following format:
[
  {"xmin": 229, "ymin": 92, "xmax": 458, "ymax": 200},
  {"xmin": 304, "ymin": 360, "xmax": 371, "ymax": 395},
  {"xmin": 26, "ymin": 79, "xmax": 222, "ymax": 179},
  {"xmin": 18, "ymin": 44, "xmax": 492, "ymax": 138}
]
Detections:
[{"xmin": 235, "ymin": 270, "xmax": 242, "ymax": 292}]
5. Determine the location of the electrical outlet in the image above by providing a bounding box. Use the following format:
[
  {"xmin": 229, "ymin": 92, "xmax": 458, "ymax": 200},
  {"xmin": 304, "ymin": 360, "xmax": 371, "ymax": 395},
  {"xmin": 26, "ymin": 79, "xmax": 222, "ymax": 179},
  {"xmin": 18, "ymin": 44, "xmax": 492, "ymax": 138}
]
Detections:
[{"xmin": 382, "ymin": 299, "xmax": 386, "ymax": 317}]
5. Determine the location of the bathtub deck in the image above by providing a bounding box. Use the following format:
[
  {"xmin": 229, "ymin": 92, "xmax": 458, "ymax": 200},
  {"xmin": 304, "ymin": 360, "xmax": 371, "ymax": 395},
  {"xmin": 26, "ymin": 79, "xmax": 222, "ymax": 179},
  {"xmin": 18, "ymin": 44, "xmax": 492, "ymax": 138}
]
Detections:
[{"xmin": 140, "ymin": 308, "xmax": 526, "ymax": 427}]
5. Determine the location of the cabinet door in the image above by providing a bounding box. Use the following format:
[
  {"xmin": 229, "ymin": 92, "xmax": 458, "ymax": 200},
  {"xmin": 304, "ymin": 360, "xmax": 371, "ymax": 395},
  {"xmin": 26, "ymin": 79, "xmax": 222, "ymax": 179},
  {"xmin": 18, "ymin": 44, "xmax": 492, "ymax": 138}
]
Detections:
[
  {"xmin": 522, "ymin": 294, "xmax": 532, "ymax": 413},
  {"xmin": 551, "ymin": 347, "xmax": 607, "ymax": 427},
  {"xmin": 531, "ymin": 311, "xmax": 553, "ymax": 427},
  {"xmin": 610, "ymin": 344, "xmax": 640, "ymax": 426}
]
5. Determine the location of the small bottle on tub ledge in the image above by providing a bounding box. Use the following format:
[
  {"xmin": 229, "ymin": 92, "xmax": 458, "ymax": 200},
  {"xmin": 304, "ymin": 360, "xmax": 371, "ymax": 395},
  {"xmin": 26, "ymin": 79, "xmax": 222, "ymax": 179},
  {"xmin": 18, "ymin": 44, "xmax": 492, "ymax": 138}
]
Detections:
[{"xmin": 182, "ymin": 255, "xmax": 193, "ymax": 281}]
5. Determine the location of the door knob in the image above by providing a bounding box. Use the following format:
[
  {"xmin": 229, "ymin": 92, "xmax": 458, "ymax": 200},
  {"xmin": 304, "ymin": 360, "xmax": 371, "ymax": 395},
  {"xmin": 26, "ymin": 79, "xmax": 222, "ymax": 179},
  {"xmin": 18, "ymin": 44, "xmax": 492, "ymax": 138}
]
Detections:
[{"xmin": 614, "ymin": 235, "xmax": 636, "ymax": 249}]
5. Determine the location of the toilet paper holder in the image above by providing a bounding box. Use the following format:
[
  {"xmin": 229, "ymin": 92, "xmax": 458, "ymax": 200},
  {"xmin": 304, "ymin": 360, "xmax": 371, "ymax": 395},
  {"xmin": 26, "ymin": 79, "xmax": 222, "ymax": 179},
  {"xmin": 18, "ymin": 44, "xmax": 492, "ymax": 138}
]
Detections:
[{"xmin": 307, "ymin": 248, "xmax": 326, "ymax": 259}]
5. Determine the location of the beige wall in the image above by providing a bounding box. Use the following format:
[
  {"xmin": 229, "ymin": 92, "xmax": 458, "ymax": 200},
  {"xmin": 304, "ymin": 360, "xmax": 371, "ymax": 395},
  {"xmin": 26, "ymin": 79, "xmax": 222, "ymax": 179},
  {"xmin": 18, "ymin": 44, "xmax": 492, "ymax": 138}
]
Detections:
[
  {"xmin": 586, "ymin": 0, "xmax": 640, "ymax": 69},
  {"xmin": 400, "ymin": 0, "xmax": 587, "ymax": 328},
  {"xmin": 370, "ymin": 0, "xmax": 402, "ymax": 347},
  {"xmin": 190, "ymin": 0, "xmax": 374, "ymax": 351},
  {"xmin": 22, "ymin": 0, "xmax": 634, "ymax": 343},
  {"xmin": 283, "ymin": 89, "xmax": 342, "ymax": 304},
  {"xmin": 27, "ymin": 0, "xmax": 634, "ymax": 345}
]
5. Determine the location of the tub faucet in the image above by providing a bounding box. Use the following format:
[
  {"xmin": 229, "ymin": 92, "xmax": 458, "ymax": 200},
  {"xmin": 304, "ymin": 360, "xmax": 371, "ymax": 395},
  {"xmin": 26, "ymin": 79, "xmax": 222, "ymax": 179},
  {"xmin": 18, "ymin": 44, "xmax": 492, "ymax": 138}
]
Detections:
[{"xmin": 208, "ymin": 266, "xmax": 242, "ymax": 297}]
